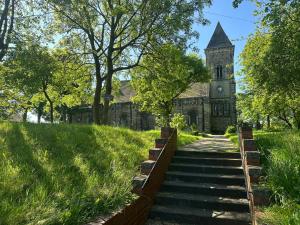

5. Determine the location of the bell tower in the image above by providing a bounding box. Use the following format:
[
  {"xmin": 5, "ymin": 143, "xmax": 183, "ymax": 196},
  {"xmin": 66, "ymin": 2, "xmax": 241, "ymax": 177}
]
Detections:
[{"xmin": 205, "ymin": 22, "xmax": 236, "ymax": 133}]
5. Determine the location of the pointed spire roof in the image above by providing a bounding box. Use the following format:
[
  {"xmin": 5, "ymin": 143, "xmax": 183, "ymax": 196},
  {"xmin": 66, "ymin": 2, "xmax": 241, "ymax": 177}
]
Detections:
[{"xmin": 206, "ymin": 22, "xmax": 233, "ymax": 49}]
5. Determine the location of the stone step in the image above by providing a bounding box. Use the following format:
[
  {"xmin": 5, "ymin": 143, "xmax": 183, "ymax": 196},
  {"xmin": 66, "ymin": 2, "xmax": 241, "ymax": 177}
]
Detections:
[
  {"xmin": 166, "ymin": 171, "xmax": 246, "ymax": 186},
  {"xmin": 172, "ymin": 156, "xmax": 242, "ymax": 166},
  {"xmin": 161, "ymin": 181, "xmax": 247, "ymax": 199},
  {"xmin": 169, "ymin": 163, "xmax": 244, "ymax": 175},
  {"xmin": 155, "ymin": 192, "xmax": 249, "ymax": 212},
  {"xmin": 149, "ymin": 205, "xmax": 251, "ymax": 225},
  {"xmin": 176, "ymin": 150, "xmax": 241, "ymax": 159}
]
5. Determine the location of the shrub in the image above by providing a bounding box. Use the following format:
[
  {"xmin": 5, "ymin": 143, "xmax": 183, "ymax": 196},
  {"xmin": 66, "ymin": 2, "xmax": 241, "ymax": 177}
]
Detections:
[
  {"xmin": 170, "ymin": 113, "xmax": 187, "ymax": 131},
  {"xmin": 225, "ymin": 125, "xmax": 236, "ymax": 135}
]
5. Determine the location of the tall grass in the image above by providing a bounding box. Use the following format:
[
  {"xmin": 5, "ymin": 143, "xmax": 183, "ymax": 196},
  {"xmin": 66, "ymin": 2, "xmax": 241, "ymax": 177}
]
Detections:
[
  {"xmin": 226, "ymin": 129, "xmax": 300, "ymax": 224},
  {"xmin": 255, "ymin": 131, "xmax": 300, "ymax": 225},
  {"xmin": 255, "ymin": 131, "xmax": 300, "ymax": 203},
  {"xmin": 0, "ymin": 122, "xmax": 199, "ymax": 225}
]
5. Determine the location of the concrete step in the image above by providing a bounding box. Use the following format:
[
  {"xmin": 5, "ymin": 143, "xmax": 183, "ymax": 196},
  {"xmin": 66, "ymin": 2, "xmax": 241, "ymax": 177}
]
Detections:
[
  {"xmin": 149, "ymin": 205, "xmax": 251, "ymax": 225},
  {"xmin": 166, "ymin": 171, "xmax": 246, "ymax": 186},
  {"xmin": 155, "ymin": 192, "xmax": 249, "ymax": 212},
  {"xmin": 172, "ymin": 156, "xmax": 242, "ymax": 166},
  {"xmin": 161, "ymin": 181, "xmax": 247, "ymax": 199},
  {"xmin": 169, "ymin": 163, "xmax": 244, "ymax": 175},
  {"xmin": 176, "ymin": 150, "xmax": 241, "ymax": 159}
]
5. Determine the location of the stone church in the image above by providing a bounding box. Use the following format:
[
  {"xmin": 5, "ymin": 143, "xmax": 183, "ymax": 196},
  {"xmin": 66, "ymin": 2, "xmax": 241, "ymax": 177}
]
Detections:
[{"xmin": 72, "ymin": 22, "xmax": 237, "ymax": 133}]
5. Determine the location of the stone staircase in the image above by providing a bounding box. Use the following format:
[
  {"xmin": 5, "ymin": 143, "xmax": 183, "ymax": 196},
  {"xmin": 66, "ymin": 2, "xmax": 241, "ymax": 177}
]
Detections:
[{"xmin": 146, "ymin": 138, "xmax": 251, "ymax": 225}]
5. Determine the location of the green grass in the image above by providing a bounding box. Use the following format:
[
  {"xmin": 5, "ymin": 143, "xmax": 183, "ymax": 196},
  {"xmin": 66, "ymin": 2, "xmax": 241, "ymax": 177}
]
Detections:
[
  {"xmin": 254, "ymin": 130, "xmax": 300, "ymax": 202},
  {"xmin": 225, "ymin": 133, "xmax": 238, "ymax": 146},
  {"xmin": 226, "ymin": 129, "xmax": 300, "ymax": 224},
  {"xmin": 0, "ymin": 122, "xmax": 200, "ymax": 225}
]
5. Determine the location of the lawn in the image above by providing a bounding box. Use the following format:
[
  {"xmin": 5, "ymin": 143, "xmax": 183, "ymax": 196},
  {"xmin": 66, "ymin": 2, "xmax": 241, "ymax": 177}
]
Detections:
[
  {"xmin": 0, "ymin": 122, "xmax": 200, "ymax": 225},
  {"xmin": 226, "ymin": 129, "xmax": 300, "ymax": 225}
]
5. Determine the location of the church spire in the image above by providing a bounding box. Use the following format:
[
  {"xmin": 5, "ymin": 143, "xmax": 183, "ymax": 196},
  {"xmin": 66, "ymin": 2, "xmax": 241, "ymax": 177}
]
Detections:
[{"xmin": 206, "ymin": 22, "xmax": 233, "ymax": 49}]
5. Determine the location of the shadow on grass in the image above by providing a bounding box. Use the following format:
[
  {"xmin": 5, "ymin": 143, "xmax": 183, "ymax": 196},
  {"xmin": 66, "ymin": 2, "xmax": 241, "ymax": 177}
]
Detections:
[{"xmin": 0, "ymin": 123, "xmax": 154, "ymax": 225}]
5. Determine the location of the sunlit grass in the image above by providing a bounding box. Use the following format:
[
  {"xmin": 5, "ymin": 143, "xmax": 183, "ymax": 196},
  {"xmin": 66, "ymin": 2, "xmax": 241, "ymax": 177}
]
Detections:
[
  {"xmin": 0, "ymin": 122, "xmax": 200, "ymax": 225},
  {"xmin": 226, "ymin": 129, "xmax": 300, "ymax": 224}
]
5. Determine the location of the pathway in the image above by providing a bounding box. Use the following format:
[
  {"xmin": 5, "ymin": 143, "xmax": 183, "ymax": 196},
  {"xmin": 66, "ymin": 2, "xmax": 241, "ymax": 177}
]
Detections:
[{"xmin": 146, "ymin": 135, "xmax": 250, "ymax": 225}]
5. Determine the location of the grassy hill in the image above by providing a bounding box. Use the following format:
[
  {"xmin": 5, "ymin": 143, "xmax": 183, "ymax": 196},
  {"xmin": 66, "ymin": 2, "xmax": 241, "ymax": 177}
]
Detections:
[{"xmin": 0, "ymin": 122, "xmax": 199, "ymax": 225}]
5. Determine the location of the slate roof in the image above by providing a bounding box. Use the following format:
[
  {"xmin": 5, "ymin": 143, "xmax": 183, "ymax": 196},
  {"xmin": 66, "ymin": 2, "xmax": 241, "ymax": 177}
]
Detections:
[
  {"xmin": 206, "ymin": 22, "xmax": 233, "ymax": 49},
  {"xmin": 114, "ymin": 80, "xmax": 135, "ymax": 103},
  {"xmin": 114, "ymin": 80, "xmax": 209, "ymax": 103}
]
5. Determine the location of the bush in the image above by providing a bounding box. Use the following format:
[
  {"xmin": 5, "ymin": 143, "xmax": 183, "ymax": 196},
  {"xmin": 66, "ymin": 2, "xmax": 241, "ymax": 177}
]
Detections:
[
  {"xmin": 225, "ymin": 125, "xmax": 236, "ymax": 135},
  {"xmin": 170, "ymin": 113, "xmax": 187, "ymax": 131}
]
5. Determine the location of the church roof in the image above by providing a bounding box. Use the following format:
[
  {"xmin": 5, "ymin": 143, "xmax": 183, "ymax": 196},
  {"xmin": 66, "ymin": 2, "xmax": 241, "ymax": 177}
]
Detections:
[
  {"xmin": 114, "ymin": 80, "xmax": 209, "ymax": 103},
  {"xmin": 114, "ymin": 80, "xmax": 135, "ymax": 103},
  {"xmin": 206, "ymin": 22, "xmax": 233, "ymax": 49}
]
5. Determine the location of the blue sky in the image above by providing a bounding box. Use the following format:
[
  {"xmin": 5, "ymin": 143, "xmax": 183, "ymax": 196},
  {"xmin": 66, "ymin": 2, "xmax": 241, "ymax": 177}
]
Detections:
[{"xmin": 194, "ymin": 0, "xmax": 258, "ymax": 79}]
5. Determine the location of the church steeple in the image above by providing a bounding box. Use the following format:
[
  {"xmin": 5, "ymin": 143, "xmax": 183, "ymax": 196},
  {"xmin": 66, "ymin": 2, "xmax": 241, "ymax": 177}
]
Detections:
[{"xmin": 206, "ymin": 22, "xmax": 233, "ymax": 49}]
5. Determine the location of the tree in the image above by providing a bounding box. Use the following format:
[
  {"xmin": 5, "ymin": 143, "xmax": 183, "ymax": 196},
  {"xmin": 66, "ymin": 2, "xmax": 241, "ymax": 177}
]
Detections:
[
  {"xmin": 1, "ymin": 43, "xmax": 57, "ymax": 122},
  {"xmin": 237, "ymin": 0, "xmax": 300, "ymax": 129},
  {"xmin": 51, "ymin": 49, "xmax": 93, "ymax": 122},
  {"xmin": 46, "ymin": 0, "xmax": 211, "ymax": 124},
  {"xmin": 1, "ymin": 43, "xmax": 93, "ymax": 123},
  {"xmin": 0, "ymin": 0, "xmax": 15, "ymax": 61},
  {"xmin": 131, "ymin": 44, "xmax": 209, "ymax": 127}
]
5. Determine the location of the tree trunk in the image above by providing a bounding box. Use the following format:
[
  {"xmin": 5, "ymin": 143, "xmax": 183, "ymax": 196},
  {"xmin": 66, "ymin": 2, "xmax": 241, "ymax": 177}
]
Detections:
[
  {"xmin": 102, "ymin": 73, "xmax": 112, "ymax": 125},
  {"xmin": 278, "ymin": 114, "xmax": 293, "ymax": 129},
  {"xmin": 267, "ymin": 115, "xmax": 270, "ymax": 129},
  {"xmin": 38, "ymin": 113, "xmax": 41, "ymax": 123},
  {"xmin": 102, "ymin": 44, "xmax": 114, "ymax": 125},
  {"xmin": 43, "ymin": 88, "xmax": 54, "ymax": 124},
  {"xmin": 22, "ymin": 108, "xmax": 28, "ymax": 122},
  {"xmin": 93, "ymin": 75, "xmax": 103, "ymax": 125},
  {"xmin": 291, "ymin": 109, "xmax": 300, "ymax": 130},
  {"xmin": 102, "ymin": 16, "xmax": 116, "ymax": 125},
  {"xmin": 256, "ymin": 119, "xmax": 261, "ymax": 130},
  {"xmin": 37, "ymin": 102, "xmax": 43, "ymax": 124},
  {"xmin": 49, "ymin": 102, "xmax": 54, "ymax": 124},
  {"xmin": 90, "ymin": 46, "xmax": 103, "ymax": 125},
  {"xmin": 294, "ymin": 115, "xmax": 300, "ymax": 130}
]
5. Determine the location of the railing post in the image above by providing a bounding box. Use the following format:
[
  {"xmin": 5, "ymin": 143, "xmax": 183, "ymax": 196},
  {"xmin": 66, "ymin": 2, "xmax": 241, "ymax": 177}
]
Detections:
[{"xmin": 238, "ymin": 124, "xmax": 270, "ymax": 225}]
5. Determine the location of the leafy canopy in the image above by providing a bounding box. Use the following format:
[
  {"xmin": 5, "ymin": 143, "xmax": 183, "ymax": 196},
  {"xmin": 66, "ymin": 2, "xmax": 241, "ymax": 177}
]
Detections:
[{"xmin": 132, "ymin": 44, "xmax": 209, "ymax": 127}]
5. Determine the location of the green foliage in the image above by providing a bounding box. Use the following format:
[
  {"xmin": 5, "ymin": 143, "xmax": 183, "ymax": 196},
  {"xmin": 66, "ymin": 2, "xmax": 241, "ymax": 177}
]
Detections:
[
  {"xmin": 0, "ymin": 122, "xmax": 199, "ymax": 225},
  {"xmin": 170, "ymin": 113, "xmax": 187, "ymax": 131},
  {"xmin": 0, "ymin": 43, "xmax": 93, "ymax": 122},
  {"xmin": 46, "ymin": 0, "xmax": 211, "ymax": 124},
  {"xmin": 132, "ymin": 44, "xmax": 209, "ymax": 127},
  {"xmin": 225, "ymin": 125, "xmax": 237, "ymax": 136},
  {"xmin": 238, "ymin": 1, "xmax": 300, "ymax": 129}
]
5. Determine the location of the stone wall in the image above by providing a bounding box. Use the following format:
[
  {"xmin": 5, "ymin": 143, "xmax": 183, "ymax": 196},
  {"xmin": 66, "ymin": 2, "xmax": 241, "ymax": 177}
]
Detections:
[{"xmin": 70, "ymin": 97, "xmax": 210, "ymax": 132}]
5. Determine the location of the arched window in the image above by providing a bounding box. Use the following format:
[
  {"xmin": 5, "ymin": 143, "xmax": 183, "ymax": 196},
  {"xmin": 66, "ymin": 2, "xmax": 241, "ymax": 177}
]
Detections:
[
  {"xmin": 211, "ymin": 102, "xmax": 230, "ymax": 117},
  {"xmin": 216, "ymin": 65, "xmax": 223, "ymax": 80}
]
